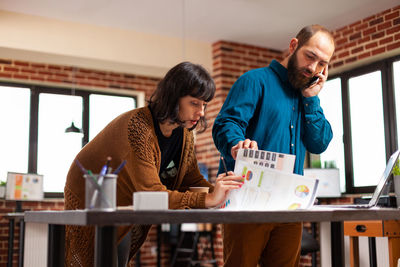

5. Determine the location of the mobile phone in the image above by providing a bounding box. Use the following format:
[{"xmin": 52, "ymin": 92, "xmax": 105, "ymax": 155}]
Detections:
[{"xmin": 306, "ymin": 72, "xmax": 321, "ymax": 88}]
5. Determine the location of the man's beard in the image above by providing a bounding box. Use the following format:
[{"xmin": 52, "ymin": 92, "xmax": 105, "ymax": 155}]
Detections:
[{"xmin": 287, "ymin": 51, "xmax": 314, "ymax": 91}]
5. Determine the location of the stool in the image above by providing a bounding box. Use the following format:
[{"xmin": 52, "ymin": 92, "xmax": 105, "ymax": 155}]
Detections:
[{"xmin": 170, "ymin": 224, "xmax": 217, "ymax": 267}]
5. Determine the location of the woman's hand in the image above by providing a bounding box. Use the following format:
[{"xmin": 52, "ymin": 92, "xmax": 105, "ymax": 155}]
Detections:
[{"xmin": 205, "ymin": 171, "xmax": 243, "ymax": 208}]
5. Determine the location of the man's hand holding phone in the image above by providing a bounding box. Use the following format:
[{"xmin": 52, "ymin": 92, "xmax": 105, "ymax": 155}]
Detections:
[{"xmin": 302, "ymin": 65, "xmax": 328, "ymax": 98}]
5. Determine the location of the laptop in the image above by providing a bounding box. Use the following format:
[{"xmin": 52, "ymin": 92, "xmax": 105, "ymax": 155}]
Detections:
[{"xmin": 315, "ymin": 150, "xmax": 400, "ymax": 209}]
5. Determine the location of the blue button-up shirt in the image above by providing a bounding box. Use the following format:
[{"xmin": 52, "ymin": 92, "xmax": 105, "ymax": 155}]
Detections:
[{"xmin": 212, "ymin": 60, "xmax": 333, "ymax": 175}]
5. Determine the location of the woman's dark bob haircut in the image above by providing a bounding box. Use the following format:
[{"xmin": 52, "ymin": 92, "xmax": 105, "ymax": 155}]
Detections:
[{"xmin": 149, "ymin": 61, "xmax": 216, "ymax": 132}]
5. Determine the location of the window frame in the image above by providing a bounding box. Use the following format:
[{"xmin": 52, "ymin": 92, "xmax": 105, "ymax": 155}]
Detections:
[
  {"xmin": 1, "ymin": 81, "xmax": 139, "ymax": 198},
  {"xmin": 328, "ymin": 54, "xmax": 400, "ymax": 194}
]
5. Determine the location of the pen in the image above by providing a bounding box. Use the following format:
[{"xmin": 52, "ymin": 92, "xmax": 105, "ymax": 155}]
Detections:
[
  {"xmin": 90, "ymin": 157, "xmax": 112, "ymax": 208},
  {"xmin": 221, "ymin": 156, "xmax": 229, "ymax": 176},
  {"xmin": 113, "ymin": 160, "xmax": 127, "ymax": 174}
]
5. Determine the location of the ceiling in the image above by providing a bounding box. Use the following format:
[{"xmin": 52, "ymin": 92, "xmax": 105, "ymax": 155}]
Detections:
[{"xmin": 0, "ymin": 0, "xmax": 398, "ymax": 50}]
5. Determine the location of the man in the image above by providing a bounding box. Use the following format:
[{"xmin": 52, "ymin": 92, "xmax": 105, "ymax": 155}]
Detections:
[{"xmin": 212, "ymin": 25, "xmax": 335, "ymax": 266}]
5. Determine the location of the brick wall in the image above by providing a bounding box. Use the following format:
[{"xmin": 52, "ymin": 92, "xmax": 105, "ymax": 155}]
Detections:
[
  {"xmin": 0, "ymin": 199, "xmax": 64, "ymax": 266},
  {"xmin": 330, "ymin": 5, "xmax": 400, "ymax": 68},
  {"xmin": 0, "ymin": 59, "xmax": 159, "ymax": 101},
  {"xmin": 0, "ymin": 4, "xmax": 399, "ymax": 267}
]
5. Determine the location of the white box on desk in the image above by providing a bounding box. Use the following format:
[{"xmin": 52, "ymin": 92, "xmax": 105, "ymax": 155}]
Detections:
[{"xmin": 133, "ymin": 191, "xmax": 168, "ymax": 210}]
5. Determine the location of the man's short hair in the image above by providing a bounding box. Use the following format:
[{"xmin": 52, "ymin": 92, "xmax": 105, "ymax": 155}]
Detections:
[{"xmin": 296, "ymin": 25, "xmax": 335, "ymax": 49}]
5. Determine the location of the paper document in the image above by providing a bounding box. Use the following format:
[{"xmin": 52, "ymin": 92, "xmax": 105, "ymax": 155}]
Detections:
[{"xmin": 219, "ymin": 149, "xmax": 319, "ymax": 210}]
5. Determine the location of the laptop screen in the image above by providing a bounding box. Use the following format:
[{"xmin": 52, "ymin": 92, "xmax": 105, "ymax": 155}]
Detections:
[{"xmin": 369, "ymin": 150, "xmax": 400, "ymax": 206}]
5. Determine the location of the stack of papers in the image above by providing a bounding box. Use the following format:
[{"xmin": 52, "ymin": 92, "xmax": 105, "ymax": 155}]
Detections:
[{"xmin": 219, "ymin": 149, "xmax": 319, "ymax": 211}]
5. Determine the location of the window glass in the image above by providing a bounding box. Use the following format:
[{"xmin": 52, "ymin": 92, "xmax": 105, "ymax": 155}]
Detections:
[
  {"xmin": 89, "ymin": 94, "xmax": 136, "ymax": 140},
  {"xmin": 0, "ymin": 86, "xmax": 30, "ymax": 181},
  {"xmin": 349, "ymin": 71, "xmax": 386, "ymax": 187},
  {"xmin": 394, "ymin": 60, "xmax": 400, "ymax": 147},
  {"xmin": 37, "ymin": 93, "xmax": 83, "ymax": 192},
  {"xmin": 319, "ymin": 78, "xmax": 345, "ymax": 192}
]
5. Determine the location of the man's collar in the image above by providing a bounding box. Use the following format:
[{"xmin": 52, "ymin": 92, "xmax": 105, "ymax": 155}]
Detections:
[{"xmin": 269, "ymin": 59, "xmax": 288, "ymax": 84}]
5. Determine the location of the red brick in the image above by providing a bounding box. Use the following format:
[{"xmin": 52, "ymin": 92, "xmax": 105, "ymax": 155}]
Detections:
[
  {"xmin": 395, "ymin": 33, "xmax": 400, "ymax": 40},
  {"xmin": 387, "ymin": 25, "xmax": 400, "ymax": 35},
  {"xmin": 335, "ymin": 37, "xmax": 348, "ymax": 46},
  {"xmin": 372, "ymin": 47, "xmax": 386, "ymax": 55},
  {"xmin": 355, "ymin": 22, "xmax": 368, "ymax": 31},
  {"xmin": 13, "ymin": 74, "xmax": 29, "ymax": 79},
  {"xmin": 342, "ymin": 28, "xmax": 354, "ymax": 36},
  {"xmin": 21, "ymin": 68, "xmax": 36, "ymax": 74},
  {"xmin": 365, "ymin": 41, "xmax": 378, "ymax": 49},
  {"xmin": 363, "ymin": 27, "xmax": 377, "ymax": 36},
  {"xmin": 48, "ymin": 65, "xmax": 61, "ymax": 71},
  {"xmin": 357, "ymin": 36, "xmax": 371, "ymax": 45},
  {"xmin": 38, "ymin": 70, "xmax": 52, "ymax": 75},
  {"xmin": 345, "ymin": 41, "xmax": 357, "ymax": 49},
  {"xmin": 30, "ymin": 64, "xmax": 45, "ymax": 69},
  {"xmin": 349, "ymin": 20, "xmax": 362, "ymax": 28},
  {"xmin": 387, "ymin": 41, "xmax": 400, "ymax": 51},
  {"xmin": 0, "ymin": 73, "xmax": 12, "ymax": 78},
  {"xmin": 379, "ymin": 36, "xmax": 393, "ymax": 45},
  {"xmin": 332, "ymin": 61, "xmax": 344, "ymax": 68},
  {"xmin": 14, "ymin": 61, "xmax": 29, "ymax": 67},
  {"xmin": 370, "ymin": 17, "xmax": 384, "ymax": 26},
  {"xmin": 345, "ymin": 57, "xmax": 357, "ymax": 63},
  {"xmin": 385, "ymin": 10, "xmax": 399, "ymax": 21},
  {"xmin": 336, "ymin": 25, "xmax": 348, "ymax": 32},
  {"xmin": 349, "ymin": 32, "xmax": 361, "ymax": 41},
  {"xmin": 394, "ymin": 18, "xmax": 400, "ymax": 25},
  {"xmin": 351, "ymin": 46, "xmax": 364, "ymax": 54},
  {"xmin": 0, "ymin": 59, "xmax": 12, "ymax": 65},
  {"xmin": 4, "ymin": 66, "xmax": 19, "ymax": 72},
  {"xmin": 358, "ymin": 51, "xmax": 371, "ymax": 60},
  {"xmin": 372, "ymin": 31, "xmax": 385, "ymax": 40},
  {"xmin": 363, "ymin": 14, "xmax": 376, "ymax": 23},
  {"xmin": 378, "ymin": 21, "xmax": 392, "ymax": 31}
]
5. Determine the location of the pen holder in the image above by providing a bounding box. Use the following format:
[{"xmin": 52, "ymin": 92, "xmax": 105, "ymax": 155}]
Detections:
[{"xmin": 84, "ymin": 174, "xmax": 117, "ymax": 211}]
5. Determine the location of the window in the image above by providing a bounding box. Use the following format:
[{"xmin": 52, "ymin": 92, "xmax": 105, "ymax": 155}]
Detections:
[
  {"xmin": 325, "ymin": 55, "xmax": 400, "ymax": 194},
  {"xmin": 0, "ymin": 85, "xmax": 30, "ymax": 180},
  {"xmin": 319, "ymin": 78, "xmax": 345, "ymax": 192},
  {"xmin": 394, "ymin": 60, "xmax": 400, "ymax": 145},
  {"xmin": 37, "ymin": 94, "xmax": 83, "ymax": 192},
  {"xmin": 1, "ymin": 83, "xmax": 140, "ymax": 196},
  {"xmin": 89, "ymin": 94, "xmax": 136, "ymax": 140},
  {"xmin": 348, "ymin": 71, "xmax": 386, "ymax": 187}
]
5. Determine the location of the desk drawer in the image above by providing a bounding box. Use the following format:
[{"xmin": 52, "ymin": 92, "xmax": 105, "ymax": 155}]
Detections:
[{"xmin": 344, "ymin": 220, "xmax": 383, "ymax": 237}]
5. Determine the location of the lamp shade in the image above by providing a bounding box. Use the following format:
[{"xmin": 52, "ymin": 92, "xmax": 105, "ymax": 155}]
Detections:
[{"xmin": 65, "ymin": 122, "xmax": 82, "ymax": 133}]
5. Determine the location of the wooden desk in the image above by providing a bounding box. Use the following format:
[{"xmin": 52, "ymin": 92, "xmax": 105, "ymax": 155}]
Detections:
[
  {"xmin": 344, "ymin": 220, "xmax": 400, "ymax": 267},
  {"xmin": 24, "ymin": 208, "xmax": 400, "ymax": 267}
]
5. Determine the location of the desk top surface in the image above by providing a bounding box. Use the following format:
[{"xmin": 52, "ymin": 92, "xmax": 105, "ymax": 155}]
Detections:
[{"xmin": 24, "ymin": 207, "xmax": 400, "ymax": 226}]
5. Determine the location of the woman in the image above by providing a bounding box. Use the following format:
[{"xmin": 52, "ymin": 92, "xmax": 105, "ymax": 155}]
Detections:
[{"xmin": 64, "ymin": 62, "xmax": 243, "ymax": 266}]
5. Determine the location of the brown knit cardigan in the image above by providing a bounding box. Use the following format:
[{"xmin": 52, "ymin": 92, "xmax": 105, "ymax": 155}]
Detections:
[{"xmin": 64, "ymin": 106, "xmax": 213, "ymax": 266}]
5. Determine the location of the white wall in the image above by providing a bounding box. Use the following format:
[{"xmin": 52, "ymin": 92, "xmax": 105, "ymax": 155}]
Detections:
[{"xmin": 0, "ymin": 10, "xmax": 212, "ymax": 78}]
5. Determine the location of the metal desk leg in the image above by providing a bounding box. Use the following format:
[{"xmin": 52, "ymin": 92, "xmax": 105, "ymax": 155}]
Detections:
[
  {"xmin": 7, "ymin": 218, "xmax": 15, "ymax": 267},
  {"xmin": 331, "ymin": 221, "xmax": 345, "ymax": 267},
  {"xmin": 157, "ymin": 225, "xmax": 161, "ymax": 267},
  {"xmin": 95, "ymin": 226, "xmax": 117, "ymax": 267},
  {"xmin": 18, "ymin": 220, "xmax": 25, "ymax": 267},
  {"xmin": 47, "ymin": 224, "xmax": 65, "ymax": 267},
  {"xmin": 368, "ymin": 237, "xmax": 377, "ymax": 267}
]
